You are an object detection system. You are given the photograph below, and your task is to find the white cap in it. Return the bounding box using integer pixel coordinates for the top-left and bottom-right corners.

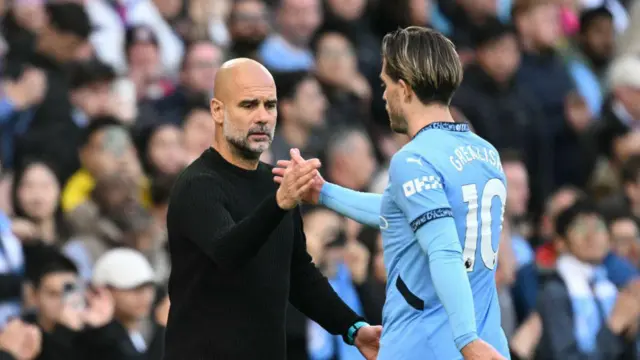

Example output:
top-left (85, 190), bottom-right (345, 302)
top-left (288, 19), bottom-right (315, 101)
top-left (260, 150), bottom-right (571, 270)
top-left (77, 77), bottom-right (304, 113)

top-left (92, 248), bottom-right (155, 289)
top-left (609, 55), bottom-right (640, 89)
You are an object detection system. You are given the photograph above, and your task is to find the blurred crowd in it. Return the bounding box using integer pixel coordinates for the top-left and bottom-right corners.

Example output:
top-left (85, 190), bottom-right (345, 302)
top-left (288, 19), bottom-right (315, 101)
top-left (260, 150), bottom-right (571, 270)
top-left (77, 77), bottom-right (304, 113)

top-left (0, 0), bottom-right (639, 358)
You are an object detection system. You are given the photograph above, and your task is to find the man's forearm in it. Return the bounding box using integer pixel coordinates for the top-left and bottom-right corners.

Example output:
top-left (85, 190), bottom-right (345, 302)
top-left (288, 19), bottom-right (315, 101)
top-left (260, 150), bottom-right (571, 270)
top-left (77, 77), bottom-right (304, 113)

top-left (416, 224), bottom-right (478, 350)
top-left (181, 177), bottom-right (290, 270)
top-left (319, 183), bottom-right (381, 227)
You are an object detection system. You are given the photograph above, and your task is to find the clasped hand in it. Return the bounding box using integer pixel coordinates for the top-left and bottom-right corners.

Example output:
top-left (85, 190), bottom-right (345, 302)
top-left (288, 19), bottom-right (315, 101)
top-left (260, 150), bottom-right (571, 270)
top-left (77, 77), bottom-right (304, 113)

top-left (275, 149), bottom-right (322, 210)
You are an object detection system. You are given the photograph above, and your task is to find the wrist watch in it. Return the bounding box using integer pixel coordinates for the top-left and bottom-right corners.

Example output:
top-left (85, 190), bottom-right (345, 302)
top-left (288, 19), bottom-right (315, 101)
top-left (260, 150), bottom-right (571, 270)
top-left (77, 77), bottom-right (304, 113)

top-left (345, 321), bottom-right (369, 345)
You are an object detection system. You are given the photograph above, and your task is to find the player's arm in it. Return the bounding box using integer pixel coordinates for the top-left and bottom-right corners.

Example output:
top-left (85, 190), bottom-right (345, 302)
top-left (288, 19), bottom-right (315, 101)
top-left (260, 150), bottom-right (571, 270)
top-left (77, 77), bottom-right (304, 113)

top-left (390, 152), bottom-right (478, 351)
top-left (319, 182), bottom-right (382, 227)
top-left (175, 175), bottom-right (289, 271)
top-left (288, 208), bottom-right (365, 340)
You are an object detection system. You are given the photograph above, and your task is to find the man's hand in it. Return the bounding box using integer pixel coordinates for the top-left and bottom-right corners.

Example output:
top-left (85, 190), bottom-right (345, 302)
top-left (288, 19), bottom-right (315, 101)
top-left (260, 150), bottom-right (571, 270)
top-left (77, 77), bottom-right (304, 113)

top-left (272, 149), bottom-right (325, 205)
top-left (461, 339), bottom-right (506, 360)
top-left (275, 149), bottom-right (321, 210)
top-left (354, 325), bottom-right (381, 360)
top-left (3, 68), bottom-right (47, 110)
top-left (83, 287), bottom-right (115, 328)
top-left (0, 319), bottom-right (42, 360)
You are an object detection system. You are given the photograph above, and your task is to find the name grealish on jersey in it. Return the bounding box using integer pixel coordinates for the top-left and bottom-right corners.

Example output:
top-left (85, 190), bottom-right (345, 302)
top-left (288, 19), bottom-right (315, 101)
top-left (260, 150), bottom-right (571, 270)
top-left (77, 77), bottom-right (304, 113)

top-left (449, 145), bottom-right (502, 173)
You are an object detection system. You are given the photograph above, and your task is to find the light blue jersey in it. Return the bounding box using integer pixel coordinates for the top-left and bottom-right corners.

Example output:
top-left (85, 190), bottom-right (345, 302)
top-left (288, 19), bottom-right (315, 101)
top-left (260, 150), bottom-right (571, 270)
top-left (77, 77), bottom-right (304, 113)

top-left (319, 122), bottom-right (510, 359)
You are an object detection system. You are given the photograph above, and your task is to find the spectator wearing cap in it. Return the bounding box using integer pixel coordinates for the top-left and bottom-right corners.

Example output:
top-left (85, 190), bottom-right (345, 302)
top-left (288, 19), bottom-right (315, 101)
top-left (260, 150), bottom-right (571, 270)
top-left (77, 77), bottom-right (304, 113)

top-left (563, 7), bottom-right (615, 117)
top-left (11, 3), bottom-right (93, 185)
top-left (259, 0), bottom-right (322, 71)
top-left (452, 18), bottom-right (552, 215)
top-left (84, 0), bottom-right (184, 75)
top-left (92, 248), bottom-right (165, 360)
top-left (69, 60), bottom-right (118, 128)
top-left (125, 25), bottom-right (175, 102)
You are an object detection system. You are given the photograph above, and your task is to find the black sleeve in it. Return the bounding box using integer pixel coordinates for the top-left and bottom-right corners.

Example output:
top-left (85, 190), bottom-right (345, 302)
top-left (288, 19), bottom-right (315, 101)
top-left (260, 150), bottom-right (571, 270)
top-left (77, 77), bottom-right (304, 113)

top-left (0, 274), bottom-right (22, 301)
top-left (176, 175), bottom-right (290, 271)
top-left (355, 278), bottom-right (385, 326)
top-left (288, 209), bottom-right (362, 337)
top-left (537, 281), bottom-right (624, 360)
top-left (38, 325), bottom-right (80, 360)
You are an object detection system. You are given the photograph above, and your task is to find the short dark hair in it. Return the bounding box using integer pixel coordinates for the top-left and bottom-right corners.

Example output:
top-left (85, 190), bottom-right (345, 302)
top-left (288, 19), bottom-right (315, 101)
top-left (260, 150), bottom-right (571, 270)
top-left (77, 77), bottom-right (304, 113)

top-left (580, 6), bottom-right (613, 34)
top-left (621, 155), bottom-right (640, 185)
top-left (25, 245), bottom-right (78, 289)
top-left (79, 117), bottom-right (123, 148)
top-left (69, 60), bottom-right (116, 90)
top-left (555, 200), bottom-right (601, 239)
top-left (473, 17), bottom-right (516, 49)
top-left (381, 27), bottom-right (463, 106)
top-left (46, 3), bottom-right (92, 39)
top-left (274, 71), bottom-right (315, 101)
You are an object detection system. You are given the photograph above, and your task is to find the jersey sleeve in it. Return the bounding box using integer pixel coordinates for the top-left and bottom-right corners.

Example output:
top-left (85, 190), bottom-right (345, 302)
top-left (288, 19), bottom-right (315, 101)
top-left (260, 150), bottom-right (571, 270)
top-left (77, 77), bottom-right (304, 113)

top-left (389, 151), bottom-right (452, 232)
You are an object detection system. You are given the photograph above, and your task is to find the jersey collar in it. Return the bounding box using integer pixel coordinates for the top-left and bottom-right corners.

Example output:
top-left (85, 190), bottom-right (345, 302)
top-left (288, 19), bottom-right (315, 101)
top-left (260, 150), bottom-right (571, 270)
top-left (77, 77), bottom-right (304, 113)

top-left (413, 121), bottom-right (470, 139)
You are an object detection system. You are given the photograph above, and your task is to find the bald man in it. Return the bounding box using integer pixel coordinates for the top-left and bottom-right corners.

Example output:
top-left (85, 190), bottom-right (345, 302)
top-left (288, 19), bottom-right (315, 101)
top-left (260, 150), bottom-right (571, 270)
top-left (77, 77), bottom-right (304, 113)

top-left (163, 59), bottom-right (381, 359)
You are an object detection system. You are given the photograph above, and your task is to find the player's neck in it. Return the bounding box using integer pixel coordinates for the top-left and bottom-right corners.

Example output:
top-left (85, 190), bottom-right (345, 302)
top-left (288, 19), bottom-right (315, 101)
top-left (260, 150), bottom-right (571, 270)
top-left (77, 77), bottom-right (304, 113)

top-left (406, 104), bottom-right (454, 138)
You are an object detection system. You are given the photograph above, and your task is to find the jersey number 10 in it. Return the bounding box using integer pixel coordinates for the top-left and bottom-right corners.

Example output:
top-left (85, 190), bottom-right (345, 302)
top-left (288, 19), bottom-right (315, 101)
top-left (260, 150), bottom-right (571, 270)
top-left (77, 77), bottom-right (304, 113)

top-left (461, 178), bottom-right (507, 272)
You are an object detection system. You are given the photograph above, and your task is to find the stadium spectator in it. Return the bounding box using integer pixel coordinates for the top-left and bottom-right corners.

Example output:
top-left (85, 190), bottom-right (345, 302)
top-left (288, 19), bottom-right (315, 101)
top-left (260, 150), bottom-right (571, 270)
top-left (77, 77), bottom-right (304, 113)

top-left (608, 213), bottom-right (640, 266)
top-left (324, 128), bottom-right (377, 192)
top-left (271, 71), bottom-right (327, 162)
top-left (135, 122), bottom-right (186, 177)
top-left (181, 100), bottom-right (215, 164)
top-left (226, 0), bottom-right (271, 60)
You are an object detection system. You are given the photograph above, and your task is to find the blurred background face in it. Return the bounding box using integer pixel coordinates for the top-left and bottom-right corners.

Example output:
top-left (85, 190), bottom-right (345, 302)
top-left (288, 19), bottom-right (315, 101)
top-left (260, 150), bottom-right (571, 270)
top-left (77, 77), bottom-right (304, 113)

top-left (278, 0), bottom-right (322, 46)
top-left (81, 127), bottom-right (139, 179)
top-left (71, 81), bottom-right (113, 118)
top-left (183, 109), bottom-right (215, 156)
top-left (182, 42), bottom-right (222, 94)
top-left (128, 42), bottom-right (160, 73)
top-left (13, 0), bottom-right (46, 32)
top-left (326, 0), bottom-right (366, 21)
top-left (565, 214), bottom-right (610, 264)
top-left (111, 285), bottom-right (155, 323)
top-left (580, 15), bottom-right (614, 66)
top-left (530, 4), bottom-right (561, 49)
top-left (315, 33), bottom-right (358, 86)
top-left (609, 218), bottom-right (640, 265)
top-left (541, 189), bottom-right (579, 239)
top-left (285, 77), bottom-right (326, 128)
top-left (147, 125), bottom-right (186, 175)
top-left (303, 209), bottom-right (345, 278)
top-left (476, 34), bottom-right (521, 83)
top-left (33, 272), bottom-right (79, 329)
top-left (504, 161), bottom-right (529, 217)
top-left (17, 163), bottom-right (60, 221)
top-left (229, 0), bottom-right (270, 49)
top-left (335, 132), bottom-right (376, 190)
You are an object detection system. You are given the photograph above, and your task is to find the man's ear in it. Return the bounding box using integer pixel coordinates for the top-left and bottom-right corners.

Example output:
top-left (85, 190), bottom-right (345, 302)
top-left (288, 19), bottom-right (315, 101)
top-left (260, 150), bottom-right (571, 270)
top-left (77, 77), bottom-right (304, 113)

top-left (398, 79), bottom-right (412, 103)
top-left (210, 98), bottom-right (224, 126)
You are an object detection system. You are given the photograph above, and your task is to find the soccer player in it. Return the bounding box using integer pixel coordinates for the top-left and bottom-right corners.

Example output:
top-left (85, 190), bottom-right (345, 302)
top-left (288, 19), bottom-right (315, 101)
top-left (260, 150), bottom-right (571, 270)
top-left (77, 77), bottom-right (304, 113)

top-left (273, 27), bottom-right (509, 359)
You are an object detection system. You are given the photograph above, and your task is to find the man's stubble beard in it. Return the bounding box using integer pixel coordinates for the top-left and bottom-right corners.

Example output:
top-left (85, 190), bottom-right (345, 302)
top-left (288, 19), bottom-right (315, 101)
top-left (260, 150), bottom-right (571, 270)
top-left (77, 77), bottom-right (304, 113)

top-left (223, 112), bottom-right (275, 161)
top-left (388, 103), bottom-right (408, 134)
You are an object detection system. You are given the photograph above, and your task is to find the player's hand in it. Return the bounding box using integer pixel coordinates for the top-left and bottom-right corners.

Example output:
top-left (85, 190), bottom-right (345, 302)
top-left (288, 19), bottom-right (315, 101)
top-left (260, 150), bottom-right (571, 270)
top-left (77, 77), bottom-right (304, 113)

top-left (461, 339), bottom-right (506, 360)
top-left (276, 149), bottom-right (321, 210)
top-left (272, 149), bottom-right (325, 205)
top-left (83, 287), bottom-right (115, 328)
top-left (354, 325), bottom-right (382, 360)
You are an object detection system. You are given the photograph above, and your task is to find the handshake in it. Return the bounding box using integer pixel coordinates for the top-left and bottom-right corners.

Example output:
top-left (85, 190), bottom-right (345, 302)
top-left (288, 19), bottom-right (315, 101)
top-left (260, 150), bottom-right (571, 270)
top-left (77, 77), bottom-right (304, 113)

top-left (274, 149), bottom-right (325, 210)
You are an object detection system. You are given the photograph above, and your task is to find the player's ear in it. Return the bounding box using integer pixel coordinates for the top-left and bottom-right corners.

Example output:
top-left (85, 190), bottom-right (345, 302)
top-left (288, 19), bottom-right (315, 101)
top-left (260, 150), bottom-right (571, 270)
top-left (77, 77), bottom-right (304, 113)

top-left (210, 98), bottom-right (224, 126)
top-left (398, 79), bottom-right (412, 103)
